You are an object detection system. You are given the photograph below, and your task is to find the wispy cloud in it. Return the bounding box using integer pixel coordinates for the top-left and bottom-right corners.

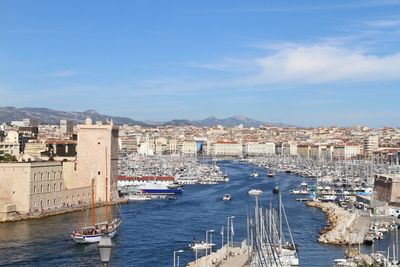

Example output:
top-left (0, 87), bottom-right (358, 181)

top-left (52, 69), bottom-right (75, 77)
top-left (218, 0), bottom-right (400, 14)
top-left (365, 19), bottom-right (400, 28)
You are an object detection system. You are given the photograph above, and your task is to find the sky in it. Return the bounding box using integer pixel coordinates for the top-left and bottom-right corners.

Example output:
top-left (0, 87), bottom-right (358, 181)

top-left (1, 0), bottom-right (400, 127)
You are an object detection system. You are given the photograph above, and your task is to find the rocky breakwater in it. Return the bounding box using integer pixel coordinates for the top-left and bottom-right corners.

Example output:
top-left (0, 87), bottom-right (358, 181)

top-left (307, 201), bottom-right (360, 245)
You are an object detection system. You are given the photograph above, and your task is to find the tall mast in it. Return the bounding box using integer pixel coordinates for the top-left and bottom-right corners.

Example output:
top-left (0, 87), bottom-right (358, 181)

top-left (279, 191), bottom-right (282, 245)
top-left (91, 178), bottom-right (95, 226)
top-left (105, 146), bottom-right (109, 224)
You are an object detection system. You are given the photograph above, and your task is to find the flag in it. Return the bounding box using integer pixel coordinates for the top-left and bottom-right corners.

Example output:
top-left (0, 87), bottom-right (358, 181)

top-left (220, 225), bottom-right (224, 235)
top-left (231, 220), bottom-right (235, 236)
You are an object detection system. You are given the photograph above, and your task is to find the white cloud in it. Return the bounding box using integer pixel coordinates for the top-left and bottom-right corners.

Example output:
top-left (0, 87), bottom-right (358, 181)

top-left (245, 45), bottom-right (400, 84)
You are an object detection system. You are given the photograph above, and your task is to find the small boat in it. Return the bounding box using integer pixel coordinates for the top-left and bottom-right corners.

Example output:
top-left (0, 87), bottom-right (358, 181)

top-left (364, 233), bottom-right (374, 245)
top-left (250, 171), bottom-right (259, 177)
top-left (128, 194), bottom-right (151, 201)
top-left (71, 150), bottom-right (123, 244)
top-left (248, 189), bottom-right (263, 196)
top-left (267, 171), bottom-right (275, 178)
top-left (272, 184), bottom-right (280, 194)
top-left (189, 241), bottom-right (214, 250)
top-left (223, 194), bottom-right (232, 201)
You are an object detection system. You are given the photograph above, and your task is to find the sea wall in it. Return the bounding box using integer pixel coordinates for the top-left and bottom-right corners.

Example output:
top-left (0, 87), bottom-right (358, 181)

top-left (307, 201), bottom-right (363, 245)
top-left (0, 198), bottom-right (127, 223)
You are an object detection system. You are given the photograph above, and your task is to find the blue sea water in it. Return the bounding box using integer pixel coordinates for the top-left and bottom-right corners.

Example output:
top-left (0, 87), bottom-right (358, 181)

top-left (0, 161), bottom-right (395, 266)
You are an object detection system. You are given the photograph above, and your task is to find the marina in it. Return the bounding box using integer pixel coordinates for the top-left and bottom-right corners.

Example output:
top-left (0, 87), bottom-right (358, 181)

top-left (1, 160), bottom-right (399, 266)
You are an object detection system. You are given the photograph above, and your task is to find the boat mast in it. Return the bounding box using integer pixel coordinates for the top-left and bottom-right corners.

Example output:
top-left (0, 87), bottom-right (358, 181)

top-left (279, 191), bottom-right (282, 245)
top-left (91, 178), bottom-right (95, 226)
top-left (105, 146), bottom-right (109, 224)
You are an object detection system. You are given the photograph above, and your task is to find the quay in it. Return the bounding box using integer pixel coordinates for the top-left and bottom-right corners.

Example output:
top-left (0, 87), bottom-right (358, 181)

top-left (0, 198), bottom-right (127, 223)
top-left (186, 241), bottom-right (249, 267)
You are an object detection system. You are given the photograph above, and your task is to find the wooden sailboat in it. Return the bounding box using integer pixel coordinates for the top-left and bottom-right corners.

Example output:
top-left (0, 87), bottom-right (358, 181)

top-left (71, 148), bottom-right (122, 244)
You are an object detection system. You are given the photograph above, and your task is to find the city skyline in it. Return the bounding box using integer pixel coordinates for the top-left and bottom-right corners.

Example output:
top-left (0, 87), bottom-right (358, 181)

top-left (1, 0), bottom-right (400, 127)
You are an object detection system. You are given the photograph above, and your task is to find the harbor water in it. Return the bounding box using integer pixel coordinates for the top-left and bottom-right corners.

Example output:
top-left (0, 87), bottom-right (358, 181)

top-left (0, 161), bottom-right (396, 266)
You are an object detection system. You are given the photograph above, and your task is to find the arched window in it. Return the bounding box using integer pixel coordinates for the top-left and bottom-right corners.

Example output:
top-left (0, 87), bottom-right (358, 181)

top-left (40, 173), bottom-right (43, 180)
top-left (60, 182), bottom-right (63, 190)
top-left (47, 199), bottom-right (50, 206)
top-left (40, 200), bottom-right (43, 207)
top-left (54, 183), bottom-right (56, 191)
top-left (47, 172), bottom-right (50, 180)
top-left (47, 184), bottom-right (50, 192)
top-left (34, 201), bottom-right (36, 207)
top-left (60, 197), bottom-right (63, 204)
top-left (41, 185), bottom-right (43, 193)
top-left (53, 198), bottom-right (56, 205)
top-left (33, 173), bottom-right (36, 181)
top-left (33, 185), bottom-right (36, 194)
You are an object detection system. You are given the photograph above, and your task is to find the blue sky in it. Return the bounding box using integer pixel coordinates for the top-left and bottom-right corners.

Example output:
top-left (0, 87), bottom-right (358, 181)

top-left (1, 0), bottom-right (400, 127)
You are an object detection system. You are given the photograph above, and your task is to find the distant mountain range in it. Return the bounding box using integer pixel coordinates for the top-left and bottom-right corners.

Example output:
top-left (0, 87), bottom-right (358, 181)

top-left (0, 106), bottom-right (292, 128)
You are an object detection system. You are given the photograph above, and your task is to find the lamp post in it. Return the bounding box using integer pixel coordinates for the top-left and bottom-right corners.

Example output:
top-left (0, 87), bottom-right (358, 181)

top-left (98, 234), bottom-right (113, 266)
top-left (177, 255), bottom-right (181, 267)
top-left (226, 216), bottom-right (235, 258)
top-left (206, 229), bottom-right (214, 255)
top-left (173, 249), bottom-right (184, 267)
top-left (229, 217), bottom-right (235, 249)
top-left (209, 231), bottom-right (214, 253)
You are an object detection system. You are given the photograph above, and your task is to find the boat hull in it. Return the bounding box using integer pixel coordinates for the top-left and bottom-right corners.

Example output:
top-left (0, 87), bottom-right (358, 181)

top-left (71, 220), bottom-right (121, 244)
top-left (141, 188), bottom-right (182, 194)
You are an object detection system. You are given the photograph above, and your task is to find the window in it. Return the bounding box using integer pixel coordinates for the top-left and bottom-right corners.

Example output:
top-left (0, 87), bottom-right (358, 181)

top-left (54, 183), bottom-right (56, 191)
top-left (40, 200), bottom-right (43, 207)
top-left (34, 201), bottom-right (36, 207)
top-left (41, 185), bottom-right (43, 193)
top-left (33, 185), bottom-right (36, 194)
top-left (40, 173), bottom-right (43, 180)
top-left (98, 171), bottom-right (101, 175)
top-left (47, 172), bottom-right (50, 180)
top-left (60, 182), bottom-right (63, 190)
top-left (47, 199), bottom-right (50, 206)
top-left (33, 173), bottom-right (36, 181)
top-left (53, 198), bottom-right (56, 205)
top-left (47, 184), bottom-right (50, 192)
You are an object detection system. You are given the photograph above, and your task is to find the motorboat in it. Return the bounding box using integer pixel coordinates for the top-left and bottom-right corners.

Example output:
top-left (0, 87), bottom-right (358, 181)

top-left (248, 189), bottom-right (263, 196)
top-left (251, 171), bottom-right (259, 177)
top-left (128, 194), bottom-right (151, 201)
top-left (223, 194), bottom-right (232, 201)
top-left (272, 184), bottom-right (280, 194)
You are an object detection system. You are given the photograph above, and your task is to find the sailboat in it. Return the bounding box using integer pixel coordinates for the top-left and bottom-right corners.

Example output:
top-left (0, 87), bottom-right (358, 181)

top-left (71, 148), bottom-right (122, 244)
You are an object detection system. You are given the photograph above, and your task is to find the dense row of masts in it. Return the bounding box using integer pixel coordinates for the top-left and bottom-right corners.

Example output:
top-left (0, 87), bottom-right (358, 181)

top-left (248, 193), bottom-right (298, 267)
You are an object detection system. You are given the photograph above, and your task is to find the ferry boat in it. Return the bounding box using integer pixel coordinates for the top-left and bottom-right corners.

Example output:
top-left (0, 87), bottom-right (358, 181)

top-left (223, 194), bottom-right (232, 201)
top-left (138, 183), bottom-right (183, 195)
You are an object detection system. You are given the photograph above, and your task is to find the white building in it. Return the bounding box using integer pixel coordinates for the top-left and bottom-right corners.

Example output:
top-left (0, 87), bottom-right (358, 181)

top-left (210, 141), bottom-right (243, 156)
top-left (364, 135), bottom-right (379, 157)
top-left (60, 120), bottom-right (74, 134)
top-left (244, 142), bottom-right (275, 155)
top-left (180, 140), bottom-right (197, 156)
